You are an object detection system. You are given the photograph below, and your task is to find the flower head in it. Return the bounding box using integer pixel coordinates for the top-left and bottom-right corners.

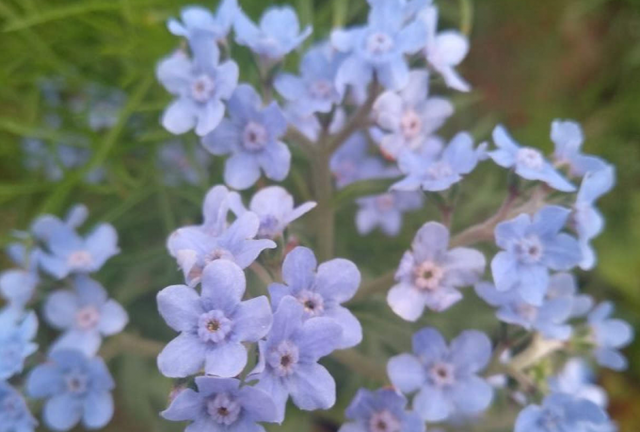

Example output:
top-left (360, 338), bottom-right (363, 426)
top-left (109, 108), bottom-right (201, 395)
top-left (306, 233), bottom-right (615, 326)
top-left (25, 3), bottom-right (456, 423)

top-left (0, 311), bottom-right (38, 380)
top-left (249, 296), bottom-right (342, 423)
top-left (268, 247), bottom-right (362, 349)
top-left (0, 269), bottom-right (38, 318)
top-left (340, 387), bottom-right (424, 432)
top-left (157, 260), bottom-right (273, 378)
top-left (229, 186), bottom-right (316, 239)
top-left (388, 222), bottom-right (485, 321)
top-left (373, 70), bottom-right (454, 159)
top-left (168, 0), bottom-right (238, 43)
top-left (26, 350), bottom-right (115, 431)
top-left (546, 272), bottom-right (593, 318)
top-left (0, 382), bottom-right (37, 432)
top-left (489, 125), bottom-right (575, 192)
top-left (548, 358), bottom-right (608, 408)
top-left (161, 377), bottom-right (279, 431)
top-left (157, 50), bottom-right (239, 136)
top-left (234, 6), bottom-right (312, 60)
top-left (587, 302), bottom-right (634, 371)
top-left (201, 85), bottom-right (291, 189)
top-left (551, 120), bottom-right (607, 177)
top-left (515, 393), bottom-right (611, 432)
top-left (44, 276), bottom-right (128, 356)
top-left (491, 205), bottom-right (582, 305)
top-left (356, 191), bottom-right (424, 237)
top-left (387, 327), bottom-right (494, 422)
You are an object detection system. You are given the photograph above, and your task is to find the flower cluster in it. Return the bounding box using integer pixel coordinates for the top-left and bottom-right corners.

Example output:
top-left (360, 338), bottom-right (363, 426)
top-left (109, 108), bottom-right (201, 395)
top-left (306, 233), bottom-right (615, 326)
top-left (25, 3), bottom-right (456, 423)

top-left (151, 1), bottom-right (632, 432)
top-left (0, 205), bottom-right (125, 431)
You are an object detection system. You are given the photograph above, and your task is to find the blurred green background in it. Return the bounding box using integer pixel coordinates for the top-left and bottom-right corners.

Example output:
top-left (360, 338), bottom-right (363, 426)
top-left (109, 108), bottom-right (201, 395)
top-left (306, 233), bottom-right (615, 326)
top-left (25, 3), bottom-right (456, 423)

top-left (0, 0), bottom-right (639, 431)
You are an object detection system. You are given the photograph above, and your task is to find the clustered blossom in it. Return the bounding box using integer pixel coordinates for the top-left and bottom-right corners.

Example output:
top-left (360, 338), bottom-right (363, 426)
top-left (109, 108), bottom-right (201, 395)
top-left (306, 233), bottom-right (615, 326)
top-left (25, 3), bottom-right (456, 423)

top-left (0, 205), bottom-right (124, 432)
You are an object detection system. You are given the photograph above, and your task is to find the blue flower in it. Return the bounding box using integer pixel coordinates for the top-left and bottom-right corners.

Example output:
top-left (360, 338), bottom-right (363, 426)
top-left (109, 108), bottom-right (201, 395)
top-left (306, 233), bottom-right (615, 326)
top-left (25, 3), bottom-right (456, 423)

top-left (168, 0), bottom-right (238, 43)
top-left (549, 358), bottom-right (608, 408)
top-left (546, 272), bottom-right (593, 318)
top-left (249, 296), bottom-right (342, 423)
top-left (229, 186), bottom-right (316, 239)
top-left (44, 276), bottom-right (128, 356)
top-left (332, 0), bottom-right (426, 94)
top-left (475, 281), bottom-right (573, 340)
top-left (419, 5), bottom-right (471, 92)
top-left (387, 327), bottom-right (494, 422)
top-left (201, 85), bottom-right (291, 189)
top-left (157, 260), bottom-right (272, 378)
top-left (388, 222), bottom-right (486, 321)
top-left (0, 382), bottom-right (37, 432)
top-left (587, 302), bottom-right (634, 371)
top-left (392, 132), bottom-right (484, 192)
top-left (268, 247), bottom-right (361, 349)
top-left (372, 70), bottom-right (454, 160)
top-left (551, 120), bottom-right (607, 177)
top-left (489, 125), bottom-right (575, 192)
top-left (356, 191), bottom-right (424, 236)
top-left (0, 269), bottom-right (38, 317)
top-left (490, 205), bottom-right (582, 306)
top-left (161, 376), bottom-right (279, 431)
top-left (0, 311), bottom-right (38, 380)
top-left (514, 393), bottom-right (611, 432)
top-left (26, 350), bottom-right (115, 431)
top-left (339, 387), bottom-right (424, 432)
top-left (157, 140), bottom-right (211, 186)
top-left (234, 6), bottom-right (312, 61)
top-left (157, 49), bottom-right (239, 136)
top-left (166, 185), bottom-right (276, 286)
top-left (33, 208), bottom-right (119, 280)
top-left (573, 165), bottom-right (615, 270)
top-left (275, 43), bottom-right (344, 116)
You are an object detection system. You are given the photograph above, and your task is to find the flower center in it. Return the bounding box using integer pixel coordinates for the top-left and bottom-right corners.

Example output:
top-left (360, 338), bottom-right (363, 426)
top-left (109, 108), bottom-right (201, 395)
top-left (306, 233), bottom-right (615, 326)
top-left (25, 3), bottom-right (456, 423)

top-left (516, 303), bottom-right (539, 322)
top-left (67, 250), bottom-right (93, 269)
top-left (400, 109), bottom-right (423, 140)
top-left (309, 79), bottom-right (333, 99)
top-left (539, 408), bottom-right (564, 432)
top-left (268, 340), bottom-right (300, 377)
top-left (65, 372), bottom-right (88, 394)
top-left (206, 393), bottom-right (241, 425)
top-left (258, 214), bottom-right (280, 239)
top-left (514, 235), bottom-right (544, 264)
top-left (297, 290), bottom-right (325, 317)
top-left (429, 362), bottom-right (455, 387)
top-left (375, 193), bottom-right (396, 212)
top-left (414, 261), bottom-right (444, 291)
top-left (369, 410), bottom-right (401, 432)
top-left (427, 161), bottom-right (454, 180)
top-left (204, 248), bottom-right (234, 265)
top-left (0, 394), bottom-right (22, 419)
top-left (516, 147), bottom-right (544, 170)
top-left (197, 310), bottom-right (233, 343)
top-left (242, 122), bottom-right (268, 152)
top-left (366, 32), bottom-right (394, 55)
top-left (76, 305), bottom-right (100, 330)
top-left (191, 75), bottom-right (216, 103)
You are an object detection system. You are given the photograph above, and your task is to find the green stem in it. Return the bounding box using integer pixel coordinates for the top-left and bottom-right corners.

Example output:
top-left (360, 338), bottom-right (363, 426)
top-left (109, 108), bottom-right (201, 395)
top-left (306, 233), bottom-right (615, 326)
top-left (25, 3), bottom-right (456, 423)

top-left (312, 146), bottom-right (335, 261)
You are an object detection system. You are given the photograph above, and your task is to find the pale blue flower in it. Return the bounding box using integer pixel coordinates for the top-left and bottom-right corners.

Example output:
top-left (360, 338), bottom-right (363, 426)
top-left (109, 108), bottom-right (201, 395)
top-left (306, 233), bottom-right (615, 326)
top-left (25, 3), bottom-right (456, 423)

top-left (419, 5), bottom-right (471, 91)
top-left (387, 327), bottom-right (494, 422)
top-left (249, 296), bottom-right (342, 423)
top-left (549, 358), bottom-right (608, 408)
top-left (356, 191), bottom-right (423, 236)
top-left (268, 247), bottom-right (361, 349)
top-left (332, 0), bottom-right (426, 94)
top-left (157, 140), bottom-right (211, 186)
top-left (0, 311), bottom-right (38, 380)
top-left (26, 350), bottom-right (115, 431)
top-left (339, 387), bottom-right (424, 432)
top-left (84, 85), bottom-right (126, 131)
top-left (229, 186), bottom-right (316, 239)
top-left (573, 165), bottom-right (615, 270)
top-left (489, 125), bottom-right (575, 192)
top-left (491, 205), bottom-right (582, 306)
top-left (168, 0), bottom-right (238, 43)
top-left (388, 222), bottom-right (486, 321)
top-left (157, 50), bottom-right (239, 136)
top-left (44, 276), bottom-right (128, 356)
top-left (275, 43), bottom-right (343, 116)
top-left (475, 281), bottom-right (573, 340)
top-left (0, 382), bottom-right (37, 432)
top-left (21, 140), bottom-right (104, 184)
top-left (201, 85), bottom-right (291, 189)
top-left (234, 6), bottom-right (312, 60)
top-left (161, 377), bottom-right (278, 432)
top-left (551, 120), bottom-right (607, 177)
top-left (0, 269), bottom-right (38, 318)
top-left (166, 185), bottom-right (276, 286)
top-left (587, 302), bottom-right (633, 371)
top-left (515, 393), bottom-right (611, 432)
top-left (546, 272), bottom-right (593, 318)
top-left (157, 260), bottom-right (272, 378)
top-left (372, 69), bottom-right (454, 159)
top-left (392, 132), bottom-right (484, 192)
